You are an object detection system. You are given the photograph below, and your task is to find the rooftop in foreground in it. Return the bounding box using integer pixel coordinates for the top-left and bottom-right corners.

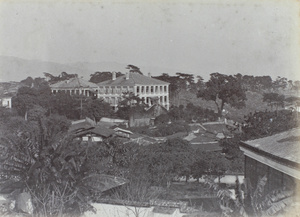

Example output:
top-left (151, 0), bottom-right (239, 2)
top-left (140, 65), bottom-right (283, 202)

top-left (241, 128), bottom-right (300, 165)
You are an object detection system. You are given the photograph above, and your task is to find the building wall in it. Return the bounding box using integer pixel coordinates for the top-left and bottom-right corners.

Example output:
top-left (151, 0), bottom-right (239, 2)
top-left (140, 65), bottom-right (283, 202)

top-left (51, 88), bottom-right (98, 97)
top-left (245, 156), bottom-right (297, 195)
top-left (1, 97), bottom-right (12, 108)
top-left (98, 84), bottom-right (169, 110)
top-left (98, 85), bottom-right (133, 107)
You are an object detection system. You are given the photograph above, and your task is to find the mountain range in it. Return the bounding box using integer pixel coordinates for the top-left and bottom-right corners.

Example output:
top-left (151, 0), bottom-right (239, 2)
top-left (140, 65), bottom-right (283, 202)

top-left (0, 56), bottom-right (181, 82)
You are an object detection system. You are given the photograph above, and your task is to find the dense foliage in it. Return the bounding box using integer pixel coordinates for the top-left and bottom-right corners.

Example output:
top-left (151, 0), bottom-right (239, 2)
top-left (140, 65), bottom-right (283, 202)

top-left (12, 82), bottom-right (115, 121)
top-left (242, 110), bottom-right (299, 140)
top-left (43, 72), bottom-right (78, 84)
top-left (1, 70), bottom-right (300, 215)
top-left (198, 73), bottom-right (247, 116)
top-left (89, 71), bottom-right (123, 83)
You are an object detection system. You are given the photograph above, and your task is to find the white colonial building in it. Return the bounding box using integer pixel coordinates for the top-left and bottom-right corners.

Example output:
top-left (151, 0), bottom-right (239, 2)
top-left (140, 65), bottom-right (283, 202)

top-left (50, 77), bottom-right (99, 97)
top-left (49, 72), bottom-right (170, 110)
top-left (0, 95), bottom-right (12, 108)
top-left (97, 72), bottom-right (169, 110)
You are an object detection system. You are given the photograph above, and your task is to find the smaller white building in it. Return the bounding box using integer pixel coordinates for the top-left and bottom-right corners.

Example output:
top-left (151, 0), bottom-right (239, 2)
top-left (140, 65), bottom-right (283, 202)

top-left (50, 77), bottom-right (99, 97)
top-left (0, 95), bottom-right (12, 108)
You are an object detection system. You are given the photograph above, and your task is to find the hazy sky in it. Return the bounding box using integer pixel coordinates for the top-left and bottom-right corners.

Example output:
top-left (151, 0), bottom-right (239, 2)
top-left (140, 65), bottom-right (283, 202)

top-left (0, 0), bottom-right (299, 81)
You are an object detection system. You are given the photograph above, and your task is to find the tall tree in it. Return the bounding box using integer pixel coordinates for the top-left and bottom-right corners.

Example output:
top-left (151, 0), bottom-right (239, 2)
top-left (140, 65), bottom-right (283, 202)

top-left (82, 98), bottom-right (114, 122)
top-left (262, 92), bottom-right (285, 111)
top-left (272, 76), bottom-right (288, 91)
top-left (293, 80), bottom-right (300, 95)
top-left (197, 73), bottom-right (247, 117)
top-left (126, 65), bottom-right (142, 75)
top-left (44, 72), bottom-right (77, 84)
top-left (254, 76), bottom-right (273, 91)
top-left (89, 71), bottom-right (123, 83)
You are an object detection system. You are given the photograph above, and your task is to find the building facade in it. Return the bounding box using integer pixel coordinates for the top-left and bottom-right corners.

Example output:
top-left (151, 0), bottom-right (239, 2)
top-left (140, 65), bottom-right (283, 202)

top-left (50, 77), bottom-right (99, 97)
top-left (49, 73), bottom-right (170, 110)
top-left (97, 72), bottom-right (170, 110)
top-left (0, 96), bottom-right (12, 108)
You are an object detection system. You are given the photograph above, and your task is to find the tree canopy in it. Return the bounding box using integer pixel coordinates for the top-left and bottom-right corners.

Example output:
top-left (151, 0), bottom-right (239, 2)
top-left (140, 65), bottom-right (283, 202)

top-left (44, 72), bottom-right (77, 84)
top-left (89, 71), bottom-right (123, 83)
top-left (263, 92), bottom-right (285, 111)
top-left (197, 73), bottom-right (247, 116)
top-left (126, 64), bottom-right (142, 75)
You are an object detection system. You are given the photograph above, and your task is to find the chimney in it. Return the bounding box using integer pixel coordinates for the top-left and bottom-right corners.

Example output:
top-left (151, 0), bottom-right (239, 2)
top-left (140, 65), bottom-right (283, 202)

top-left (125, 72), bottom-right (129, 80)
top-left (148, 72), bottom-right (151, 77)
top-left (112, 71), bottom-right (116, 80)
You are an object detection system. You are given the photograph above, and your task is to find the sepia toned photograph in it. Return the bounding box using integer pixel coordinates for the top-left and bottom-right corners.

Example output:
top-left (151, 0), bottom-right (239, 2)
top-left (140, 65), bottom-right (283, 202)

top-left (0, 0), bottom-right (299, 216)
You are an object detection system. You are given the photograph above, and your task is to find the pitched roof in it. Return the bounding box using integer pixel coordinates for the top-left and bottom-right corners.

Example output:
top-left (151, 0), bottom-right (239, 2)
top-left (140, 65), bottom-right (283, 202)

top-left (50, 77), bottom-right (99, 89)
top-left (69, 121), bottom-right (94, 133)
top-left (241, 128), bottom-right (300, 165)
top-left (69, 120), bottom-right (115, 138)
top-left (90, 126), bottom-right (115, 138)
top-left (97, 72), bottom-right (169, 86)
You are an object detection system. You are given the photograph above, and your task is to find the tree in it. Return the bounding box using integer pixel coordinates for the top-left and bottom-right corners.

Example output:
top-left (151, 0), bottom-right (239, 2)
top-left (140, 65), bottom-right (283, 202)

top-left (12, 87), bottom-right (37, 118)
top-left (242, 110), bottom-right (298, 140)
top-left (190, 151), bottom-right (209, 181)
top-left (0, 114), bottom-right (126, 216)
top-left (129, 138), bottom-right (194, 187)
top-left (89, 71), bottom-right (123, 83)
top-left (51, 92), bottom-right (81, 119)
top-left (285, 96), bottom-right (300, 112)
top-left (126, 65), bottom-right (142, 75)
top-left (44, 72), bottom-right (77, 84)
top-left (197, 73), bottom-right (247, 117)
top-left (293, 80), bottom-right (300, 95)
top-left (20, 76), bottom-right (34, 87)
top-left (254, 76), bottom-right (273, 91)
top-left (262, 92), bottom-right (285, 111)
top-left (175, 72), bottom-right (195, 90)
top-left (82, 98), bottom-right (114, 122)
top-left (116, 91), bottom-right (146, 120)
top-left (272, 76), bottom-right (288, 91)
top-left (12, 82), bottom-right (53, 119)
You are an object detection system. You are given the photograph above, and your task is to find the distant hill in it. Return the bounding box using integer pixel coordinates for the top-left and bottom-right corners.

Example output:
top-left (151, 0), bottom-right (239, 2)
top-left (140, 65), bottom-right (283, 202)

top-left (0, 56), bottom-right (124, 82)
top-left (0, 56), bottom-right (180, 82)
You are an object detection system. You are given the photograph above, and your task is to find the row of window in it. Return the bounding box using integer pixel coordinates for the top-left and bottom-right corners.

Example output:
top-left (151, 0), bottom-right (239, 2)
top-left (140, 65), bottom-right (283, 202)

top-left (52, 89), bottom-right (94, 96)
top-left (101, 96), bottom-right (169, 105)
top-left (52, 85), bottom-right (169, 96)
top-left (98, 85), bottom-right (168, 95)
top-left (136, 85), bottom-right (168, 94)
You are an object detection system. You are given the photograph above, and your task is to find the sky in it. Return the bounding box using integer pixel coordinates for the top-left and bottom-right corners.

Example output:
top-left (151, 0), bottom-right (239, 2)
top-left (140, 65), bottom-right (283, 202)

top-left (0, 0), bottom-right (299, 81)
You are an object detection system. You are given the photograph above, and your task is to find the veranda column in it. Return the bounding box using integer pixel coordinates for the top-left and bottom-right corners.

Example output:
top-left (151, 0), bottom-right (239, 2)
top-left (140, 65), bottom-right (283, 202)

top-left (134, 86), bottom-right (137, 95)
top-left (166, 95), bottom-right (169, 110)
